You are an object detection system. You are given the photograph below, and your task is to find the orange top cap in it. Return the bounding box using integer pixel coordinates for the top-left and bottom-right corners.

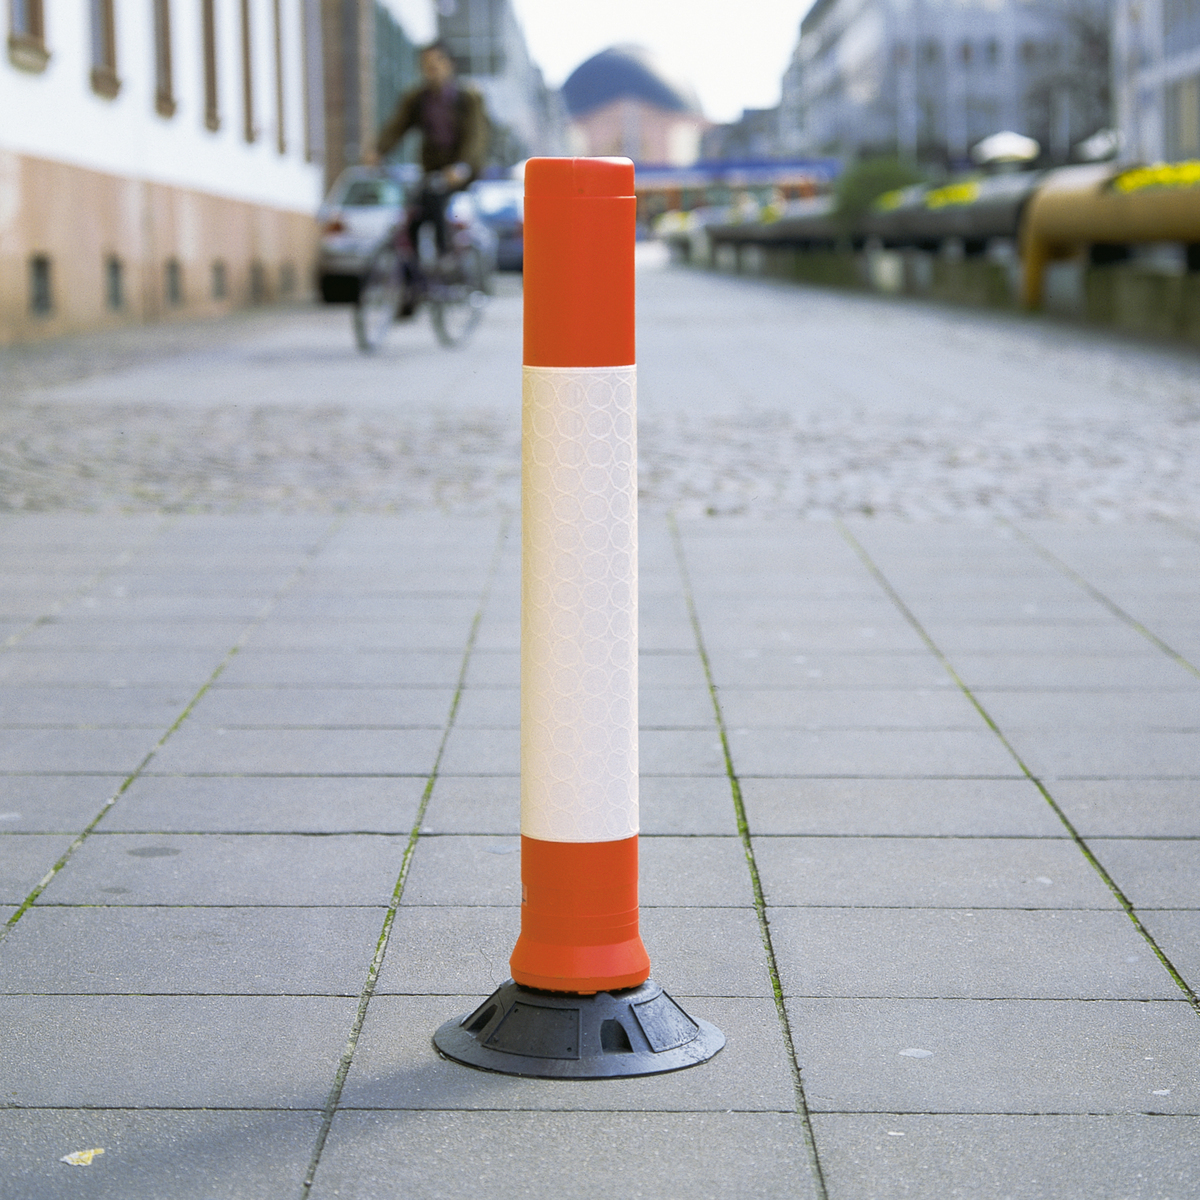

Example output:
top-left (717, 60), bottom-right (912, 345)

top-left (523, 157), bottom-right (636, 368)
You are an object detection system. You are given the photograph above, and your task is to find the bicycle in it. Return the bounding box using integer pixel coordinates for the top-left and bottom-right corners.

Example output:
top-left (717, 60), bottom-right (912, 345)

top-left (354, 180), bottom-right (491, 353)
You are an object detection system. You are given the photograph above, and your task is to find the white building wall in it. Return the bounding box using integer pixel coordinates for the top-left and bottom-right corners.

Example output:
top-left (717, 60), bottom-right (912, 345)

top-left (0, 0), bottom-right (323, 212)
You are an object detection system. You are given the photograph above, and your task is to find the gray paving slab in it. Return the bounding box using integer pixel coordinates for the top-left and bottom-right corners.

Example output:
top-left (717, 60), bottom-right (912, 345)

top-left (436, 727), bottom-right (519, 774)
top-left (146, 726), bottom-right (444, 775)
top-left (769, 908), bottom-right (1177, 999)
top-left (0, 685), bottom-right (192, 726)
top-left (0, 995), bottom-right (354, 1106)
top-left (269, 594), bottom-right (480, 621)
top-left (99, 572), bottom-right (296, 597)
top-left (0, 650), bottom-right (222, 687)
top-left (375, 905), bottom-right (767, 998)
top-left (638, 653), bottom-right (711, 689)
top-left (420, 777), bottom-right (519, 834)
top-left (931, 623), bottom-right (1160, 655)
top-left (789, 997), bottom-right (1200, 1113)
top-left (0, 728), bottom-right (158, 773)
top-left (19, 619), bottom-right (247, 650)
top-left (639, 776), bottom-right (740, 835)
top-left (399, 835), bottom-right (754, 907)
top-left (1052, 779), bottom-right (1200, 837)
top-left (62, 593), bottom-right (274, 620)
top-left (640, 687), bottom-right (717, 726)
top-left (0, 1109), bottom-right (322, 1200)
top-left (640, 728), bottom-right (728, 775)
top-left (752, 836), bottom-right (1115, 909)
top-left (1, 905), bottom-right (383, 994)
top-left (1003, 728), bottom-right (1200, 777)
top-left (217, 650), bottom-right (468, 687)
top-left (186, 684), bottom-right (453, 727)
top-left (104, 775), bottom-right (425, 832)
top-left (1087, 839), bottom-right (1200, 908)
top-left (246, 619), bottom-right (480, 651)
top-left (729, 728), bottom-right (1019, 776)
top-left (710, 652), bottom-right (950, 690)
top-left (342, 994), bottom-right (792, 1111)
top-left (311, 1111), bottom-right (818, 1200)
top-left (449, 687), bottom-right (519, 727)
top-left (810, 1113), bottom-right (1200, 1200)
top-left (0, 776), bottom-right (121, 832)
top-left (740, 778), bottom-right (1065, 837)
top-left (1136, 911), bottom-right (1200, 991)
top-left (638, 620), bottom-right (694, 652)
top-left (975, 689), bottom-right (1200, 730)
top-left (1, 834), bottom-right (76, 903)
top-left (703, 623), bottom-right (928, 653)
top-left (41, 833), bottom-right (408, 905)
top-left (950, 654), bottom-right (1197, 690)
top-left (719, 686), bottom-right (984, 729)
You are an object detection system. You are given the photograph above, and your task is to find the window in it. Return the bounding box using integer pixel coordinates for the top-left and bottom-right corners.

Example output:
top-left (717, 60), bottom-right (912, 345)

top-left (105, 255), bottom-right (123, 309)
top-left (211, 259), bottom-right (227, 298)
top-left (1021, 39), bottom-right (1037, 64)
top-left (272, 0), bottom-right (285, 152)
top-left (202, 0), bottom-right (220, 130)
top-left (279, 261), bottom-right (296, 295)
top-left (8, 0), bottom-right (48, 70)
top-left (922, 40), bottom-right (940, 64)
top-left (985, 38), bottom-right (1000, 65)
top-left (249, 260), bottom-right (266, 302)
top-left (893, 42), bottom-right (909, 67)
top-left (959, 40), bottom-right (972, 65)
top-left (164, 258), bottom-right (183, 304)
top-left (154, 0), bottom-right (176, 116)
top-left (29, 255), bottom-right (52, 315)
top-left (240, 0), bottom-right (255, 141)
top-left (89, 0), bottom-right (119, 94)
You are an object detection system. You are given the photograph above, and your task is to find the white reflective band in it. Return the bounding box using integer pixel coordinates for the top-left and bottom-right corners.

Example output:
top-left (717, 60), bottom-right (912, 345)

top-left (521, 365), bottom-right (639, 843)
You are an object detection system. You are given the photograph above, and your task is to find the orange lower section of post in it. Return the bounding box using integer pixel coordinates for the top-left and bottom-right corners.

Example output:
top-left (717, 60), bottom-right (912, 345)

top-left (509, 835), bottom-right (651, 994)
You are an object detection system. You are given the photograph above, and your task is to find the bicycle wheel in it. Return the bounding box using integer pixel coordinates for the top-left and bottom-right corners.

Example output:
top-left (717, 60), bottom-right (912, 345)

top-left (353, 246), bottom-right (400, 352)
top-left (430, 247), bottom-right (487, 347)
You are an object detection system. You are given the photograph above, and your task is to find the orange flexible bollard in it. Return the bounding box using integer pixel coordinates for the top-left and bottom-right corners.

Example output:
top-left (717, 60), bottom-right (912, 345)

top-left (434, 158), bottom-right (722, 1079)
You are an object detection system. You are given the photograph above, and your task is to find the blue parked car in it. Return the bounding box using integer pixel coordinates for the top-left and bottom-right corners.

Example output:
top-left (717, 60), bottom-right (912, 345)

top-left (469, 178), bottom-right (524, 271)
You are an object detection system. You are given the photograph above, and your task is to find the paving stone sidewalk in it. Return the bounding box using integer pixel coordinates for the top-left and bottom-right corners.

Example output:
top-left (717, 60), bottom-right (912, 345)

top-left (0, 509), bottom-right (1198, 1199)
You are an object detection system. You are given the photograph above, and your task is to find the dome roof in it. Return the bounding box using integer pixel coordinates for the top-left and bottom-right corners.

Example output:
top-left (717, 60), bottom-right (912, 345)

top-left (562, 45), bottom-right (700, 118)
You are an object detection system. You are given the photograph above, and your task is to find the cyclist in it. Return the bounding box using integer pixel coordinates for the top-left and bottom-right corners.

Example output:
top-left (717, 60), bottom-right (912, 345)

top-left (371, 41), bottom-right (487, 268)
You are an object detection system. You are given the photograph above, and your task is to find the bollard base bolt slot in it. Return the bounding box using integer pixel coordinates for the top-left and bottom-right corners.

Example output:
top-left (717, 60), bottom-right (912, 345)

top-left (433, 978), bottom-right (725, 1079)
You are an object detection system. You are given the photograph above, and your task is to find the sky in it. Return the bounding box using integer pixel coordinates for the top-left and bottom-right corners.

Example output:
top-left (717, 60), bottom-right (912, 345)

top-left (508, 0), bottom-right (814, 125)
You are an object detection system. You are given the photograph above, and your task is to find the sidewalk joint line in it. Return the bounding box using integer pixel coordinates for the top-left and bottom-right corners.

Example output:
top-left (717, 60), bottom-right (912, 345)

top-left (669, 513), bottom-right (830, 1200)
top-left (301, 515), bottom-right (510, 1196)
top-left (836, 520), bottom-right (1200, 1019)
top-left (0, 515), bottom-right (347, 948)
top-left (1003, 520), bottom-right (1200, 682)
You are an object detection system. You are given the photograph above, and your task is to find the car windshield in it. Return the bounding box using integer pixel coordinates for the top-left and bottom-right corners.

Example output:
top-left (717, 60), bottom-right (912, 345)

top-left (340, 179), bottom-right (402, 207)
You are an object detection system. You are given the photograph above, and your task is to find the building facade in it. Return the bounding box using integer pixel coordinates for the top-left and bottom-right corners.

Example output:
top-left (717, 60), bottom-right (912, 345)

top-left (1113, 0), bottom-right (1200, 162)
top-left (781, 0), bottom-right (1110, 167)
top-left (561, 45), bottom-right (708, 166)
top-left (2, 0), bottom-right (332, 342)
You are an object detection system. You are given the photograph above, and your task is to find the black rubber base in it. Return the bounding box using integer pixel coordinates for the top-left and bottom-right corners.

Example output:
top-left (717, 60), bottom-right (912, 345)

top-left (433, 979), bottom-right (725, 1079)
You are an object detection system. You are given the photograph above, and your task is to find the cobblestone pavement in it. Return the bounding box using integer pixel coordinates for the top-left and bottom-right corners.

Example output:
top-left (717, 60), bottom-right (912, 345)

top-left (3, 261), bottom-right (1199, 519)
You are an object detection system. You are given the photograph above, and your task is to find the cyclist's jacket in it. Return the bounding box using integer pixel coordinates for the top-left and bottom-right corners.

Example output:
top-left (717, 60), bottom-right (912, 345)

top-left (376, 82), bottom-right (487, 180)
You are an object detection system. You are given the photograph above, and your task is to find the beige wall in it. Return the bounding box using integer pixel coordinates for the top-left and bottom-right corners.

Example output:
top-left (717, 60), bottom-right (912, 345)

top-left (0, 151), bottom-right (318, 344)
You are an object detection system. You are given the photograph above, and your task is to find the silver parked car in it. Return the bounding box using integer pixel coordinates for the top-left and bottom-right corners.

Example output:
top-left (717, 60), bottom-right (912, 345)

top-left (317, 166), bottom-right (413, 303)
top-left (317, 165), bottom-right (497, 305)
